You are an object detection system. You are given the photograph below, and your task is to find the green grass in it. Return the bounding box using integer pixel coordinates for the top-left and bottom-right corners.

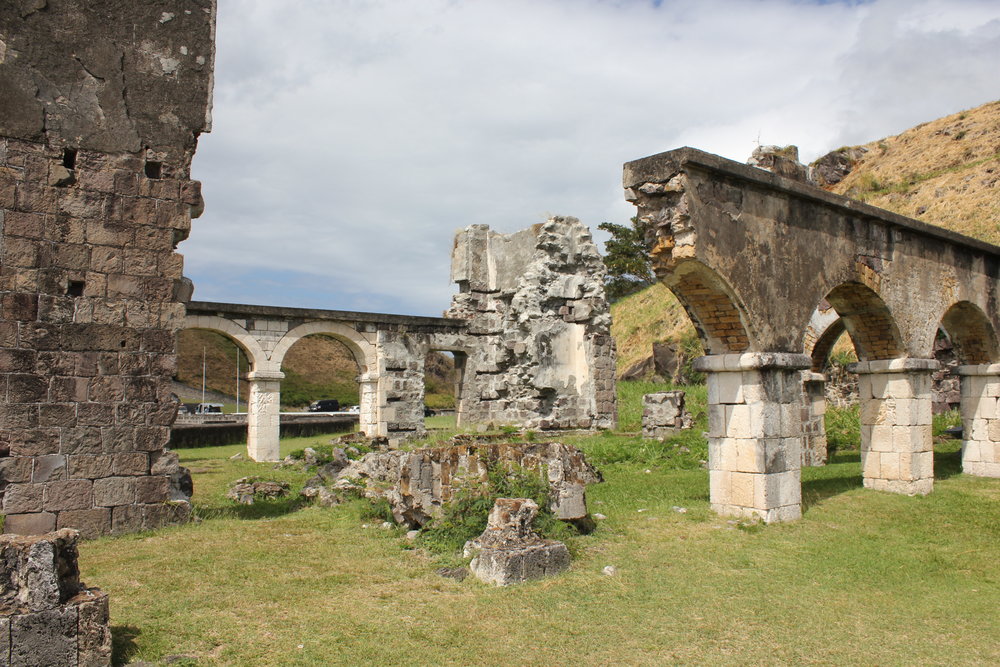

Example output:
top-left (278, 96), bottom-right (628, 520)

top-left (77, 406), bottom-right (1000, 666)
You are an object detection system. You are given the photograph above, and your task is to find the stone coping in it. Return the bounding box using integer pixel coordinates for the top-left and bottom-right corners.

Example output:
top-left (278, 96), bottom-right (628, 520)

top-left (187, 301), bottom-right (466, 330)
top-left (623, 147), bottom-right (1000, 260)
top-left (693, 353), bottom-right (812, 373)
top-left (956, 363), bottom-right (1000, 376)
top-left (847, 358), bottom-right (940, 374)
top-left (801, 371), bottom-right (826, 382)
top-left (246, 370), bottom-right (286, 381)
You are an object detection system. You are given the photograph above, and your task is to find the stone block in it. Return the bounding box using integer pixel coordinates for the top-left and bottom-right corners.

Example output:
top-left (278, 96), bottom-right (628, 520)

top-left (3, 513), bottom-right (57, 536)
top-left (93, 477), bottom-right (135, 507)
top-left (9, 607), bottom-right (77, 666)
top-left (31, 455), bottom-right (66, 483)
top-left (3, 484), bottom-right (44, 514)
top-left (112, 452), bottom-right (149, 476)
top-left (111, 505), bottom-right (144, 535)
top-left (134, 475), bottom-right (169, 504)
top-left (466, 499), bottom-right (570, 586)
top-left (66, 455), bottom-right (114, 480)
top-left (55, 510), bottom-right (111, 540)
top-left (76, 590), bottom-right (112, 666)
top-left (43, 480), bottom-right (93, 511)
top-left (0, 458), bottom-right (34, 485)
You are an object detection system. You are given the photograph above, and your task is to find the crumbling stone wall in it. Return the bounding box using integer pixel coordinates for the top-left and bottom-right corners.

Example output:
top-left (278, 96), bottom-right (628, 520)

top-left (0, 1), bottom-right (215, 535)
top-left (0, 529), bottom-right (111, 665)
top-left (446, 217), bottom-right (616, 430)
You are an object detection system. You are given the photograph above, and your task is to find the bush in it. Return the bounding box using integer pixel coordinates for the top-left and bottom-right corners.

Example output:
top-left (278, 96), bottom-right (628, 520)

top-left (826, 404), bottom-right (860, 453)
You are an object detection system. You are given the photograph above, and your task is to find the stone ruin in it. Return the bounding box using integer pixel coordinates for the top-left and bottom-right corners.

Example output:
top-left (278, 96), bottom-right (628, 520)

top-left (641, 391), bottom-right (693, 439)
top-left (302, 439), bottom-right (602, 529)
top-left (0, 2), bottom-right (213, 536)
top-left (446, 216), bottom-right (617, 432)
top-left (464, 498), bottom-right (570, 586)
top-left (0, 529), bottom-right (111, 666)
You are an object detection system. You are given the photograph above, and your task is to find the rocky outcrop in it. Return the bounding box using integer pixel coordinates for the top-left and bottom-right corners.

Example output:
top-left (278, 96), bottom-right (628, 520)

top-left (747, 145), bottom-right (810, 183)
top-left (0, 529), bottom-right (111, 666)
top-left (464, 498), bottom-right (570, 586)
top-left (312, 440), bottom-right (602, 528)
top-left (446, 217), bottom-right (617, 431)
top-left (809, 146), bottom-right (868, 188)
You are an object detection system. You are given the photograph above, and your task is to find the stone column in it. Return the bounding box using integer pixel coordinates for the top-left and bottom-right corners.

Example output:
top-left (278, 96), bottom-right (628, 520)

top-left (956, 364), bottom-right (1000, 477)
top-left (358, 371), bottom-right (382, 437)
top-left (800, 371), bottom-right (828, 466)
top-left (246, 369), bottom-right (284, 462)
top-left (695, 353), bottom-right (811, 524)
top-left (849, 358), bottom-right (938, 495)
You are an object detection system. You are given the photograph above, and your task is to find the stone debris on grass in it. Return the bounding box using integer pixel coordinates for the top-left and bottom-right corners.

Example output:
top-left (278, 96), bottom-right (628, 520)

top-left (226, 477), bottom-right (290, 505)
top-left (464, 498), bottom-right (570, 586)
top-left (602, 565), bottom-right (617, 576)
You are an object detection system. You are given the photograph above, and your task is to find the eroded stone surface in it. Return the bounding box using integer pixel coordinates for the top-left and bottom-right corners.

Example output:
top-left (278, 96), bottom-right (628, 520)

top-left (446, 217), bottom-right (617, 431)
top-left (641, 391), bottom-right (692, 439)
top-left (465, 498), bottom-right (570, 586)
top-left (318, 440), bottom-right (601, 528)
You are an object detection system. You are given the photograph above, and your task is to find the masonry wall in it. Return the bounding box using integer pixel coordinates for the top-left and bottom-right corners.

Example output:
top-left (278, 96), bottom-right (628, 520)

top-left (446, 217), bottom-right (616, 430)
top-left (0, 1), bottom-right (215, 536)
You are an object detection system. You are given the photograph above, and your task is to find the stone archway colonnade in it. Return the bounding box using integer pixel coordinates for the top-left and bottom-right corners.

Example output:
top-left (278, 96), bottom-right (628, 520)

top-left (624, 147), bottom-right (1000, 523)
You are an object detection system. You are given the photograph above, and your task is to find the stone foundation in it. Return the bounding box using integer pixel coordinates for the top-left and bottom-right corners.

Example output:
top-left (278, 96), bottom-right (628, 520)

top-left (641, 391), bottom-right (692, 439)
top-left (0, 529), bottom-right (111, 666)
top-left (446, 217), bottom-right (616, 431)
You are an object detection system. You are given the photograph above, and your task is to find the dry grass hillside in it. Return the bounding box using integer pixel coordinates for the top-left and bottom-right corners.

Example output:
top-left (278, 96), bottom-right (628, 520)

top-left (829, 100), bottom-right (1000, 244)
top-left (611, 100), bottom-right (1000, 377)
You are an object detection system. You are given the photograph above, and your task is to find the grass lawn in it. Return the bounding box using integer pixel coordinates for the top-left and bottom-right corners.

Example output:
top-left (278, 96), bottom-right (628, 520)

top-left (79, 401), bottom-right (999, 666)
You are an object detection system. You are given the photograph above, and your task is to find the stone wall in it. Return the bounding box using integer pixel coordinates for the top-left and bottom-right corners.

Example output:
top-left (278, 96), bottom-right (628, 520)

top-left (446, 217), bottom-right (616, 430)
top-left (0, 529), bottom-right (111, 665)
top-left (0, 1), bottom-right (215, 536)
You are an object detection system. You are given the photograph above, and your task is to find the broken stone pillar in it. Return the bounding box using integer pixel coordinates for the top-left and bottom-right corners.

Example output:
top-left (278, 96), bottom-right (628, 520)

top-left (376, 334), bottom-right (427, 446)
top-left (800, 372), bottom-right (828, 466)
top-left (445, 217), bottom-right (616, 431)
top-left (849, 359), bottom-right (938, 495)
top-left (0, 529), bottom-right (112, 666)
top-left (246, 370), bottom-right (283, 462)
top-left (696, 353), bottom-right (811, 523)
top-left (465, 498), bottom-right (570, 586)
top-left (358, 371), bottom-right (380, 436)
top-left (956, 364), bottom-right (1000, 477)
top-left (0, 2), bottom-right (213, 536)
top-left (641, 391), bottom-right (692, 439)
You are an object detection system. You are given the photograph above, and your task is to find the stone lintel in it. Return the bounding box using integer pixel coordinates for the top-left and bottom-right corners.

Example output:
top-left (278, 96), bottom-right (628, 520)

top-left (246, 370), bottom-right (285, 382)
top-left (848, 358), bottom-right (940, 374)
top-left (694, 353), bottom-right (811, 373)
top-left (956, 363), bottom-right (1000, 377)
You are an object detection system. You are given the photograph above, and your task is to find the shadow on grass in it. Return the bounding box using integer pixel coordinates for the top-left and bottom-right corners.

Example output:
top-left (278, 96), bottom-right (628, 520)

top-left (801, 449), bottom-right (863, 512)
top-left (933, 442), bottom-right (963, 480)
top-left (193, 495), bottom-right (310, 521)
top-left (111, 625), bottom-right (140, 666)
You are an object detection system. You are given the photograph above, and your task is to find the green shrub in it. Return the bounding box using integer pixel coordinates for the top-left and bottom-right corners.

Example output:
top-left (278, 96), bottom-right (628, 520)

top-left (826, 404), bottom-right (860, 453)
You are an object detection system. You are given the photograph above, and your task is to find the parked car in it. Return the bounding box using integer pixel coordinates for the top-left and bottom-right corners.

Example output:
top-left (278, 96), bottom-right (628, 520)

top-left (345, 405), bottom-right (360, 413)
top-left (184, 402), bottom-right (224, 415)
top-left (308, 399), bottom-right (341, 413)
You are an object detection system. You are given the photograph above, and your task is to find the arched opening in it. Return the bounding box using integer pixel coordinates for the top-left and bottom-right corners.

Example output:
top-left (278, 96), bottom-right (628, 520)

top-left (175, 328), bottom-right (252, 414)
top-left (278, 334), bottom-right (361, 412)
top-left (423, 350), bottom-right (460, 430)
top-left (939, 301), bottom-right (999, 366)
top-left (665, 262), bottom-right (752, 354)
top-left (824, 282), bottom-right (903, 361)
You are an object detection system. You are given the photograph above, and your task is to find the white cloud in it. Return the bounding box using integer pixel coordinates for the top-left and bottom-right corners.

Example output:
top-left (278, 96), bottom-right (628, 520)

top-left (183, 0), bottom-right (1000, 315)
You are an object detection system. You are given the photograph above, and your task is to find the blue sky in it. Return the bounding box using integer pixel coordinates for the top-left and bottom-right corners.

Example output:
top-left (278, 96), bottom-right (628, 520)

top-left (184, 0), bottom-right (1000, 316)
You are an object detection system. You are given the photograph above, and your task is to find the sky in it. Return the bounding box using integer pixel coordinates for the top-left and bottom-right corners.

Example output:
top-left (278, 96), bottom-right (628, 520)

top-left (183, 0), bottom-right (1000, 317)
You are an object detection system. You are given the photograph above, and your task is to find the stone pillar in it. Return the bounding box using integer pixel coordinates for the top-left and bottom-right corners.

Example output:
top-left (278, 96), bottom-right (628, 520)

top-left (800, 371), bottom-right (828, 466)
top-left (695, 353), bottom-right (811, 524)
top-left (358, 371), bottom-right (381, 437)
top-left (246, 370), bottom-right (284, 462)
top-left (849, 358), bottom-right (938, 495)
top-left (956, 364), bottom-right (1000, 477)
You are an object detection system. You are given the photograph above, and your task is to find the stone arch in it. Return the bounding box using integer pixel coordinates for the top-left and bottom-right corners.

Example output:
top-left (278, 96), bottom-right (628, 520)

top-left (183, 314), bottom-right (266, 372)
top-left (269, 321), bottom-right (376, 372)
top-left (823, 282), bottom-right (903, 361)
top-left (937, 301), bottom-right (999, 365)
top-left (665, 262), bottom-right (752, 355)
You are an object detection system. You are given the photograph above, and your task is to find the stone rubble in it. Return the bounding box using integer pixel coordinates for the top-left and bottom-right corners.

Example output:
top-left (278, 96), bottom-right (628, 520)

top-left (306, 440), bottom-right (602, 528)
top-left (464, 498), bottom-right (570, 586)
top-left (225, 477), bottom-right (290, 505)
top-left (0, 529), bottom-right (111, 666)
top-left (641, 391), bottom-right (693, 439)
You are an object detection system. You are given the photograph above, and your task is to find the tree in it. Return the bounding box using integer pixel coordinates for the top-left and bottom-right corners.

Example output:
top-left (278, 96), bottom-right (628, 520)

top-left (598, 217), bottom-right (655, 301)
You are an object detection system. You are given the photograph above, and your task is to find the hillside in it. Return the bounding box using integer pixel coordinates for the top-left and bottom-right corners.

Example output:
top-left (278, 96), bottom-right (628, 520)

top-left (610, 100), bottom-right (1000, 378)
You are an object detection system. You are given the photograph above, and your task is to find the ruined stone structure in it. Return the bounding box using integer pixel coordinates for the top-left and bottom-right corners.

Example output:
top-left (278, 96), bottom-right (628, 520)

top-left (641, 391), bottom-right (692, 440)
top-left (624, 147), bottom-right (1000, 522)
top-left (0, 2), bottom-right (214, 536)
top-left (184, 301), bottom-right (469, 459)
top-left (464, 498), bottom-right (570, 586)
top-left (446, 217), bottom-right (617, 431)
top-left (0, 529), bottom-right (111, 666)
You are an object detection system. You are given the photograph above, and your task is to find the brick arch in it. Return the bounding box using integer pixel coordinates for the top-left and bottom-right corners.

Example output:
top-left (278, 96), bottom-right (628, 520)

top-left (939, 301), bottom-right (999, 364)
top-left (183, 314), bottom-right (267, 373)
top-left (808, 317), bottom-right (847, 371)
top-left (269, 321), bottom-right (376, 374)
top-left (666, 262), bottom-right (752, 354)
top-left (824, 282), bottom-right (903, 361)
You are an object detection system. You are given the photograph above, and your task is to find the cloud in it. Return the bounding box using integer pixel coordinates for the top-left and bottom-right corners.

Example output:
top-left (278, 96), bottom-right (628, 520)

top-left (183, 0), bottom-right (1000, 316)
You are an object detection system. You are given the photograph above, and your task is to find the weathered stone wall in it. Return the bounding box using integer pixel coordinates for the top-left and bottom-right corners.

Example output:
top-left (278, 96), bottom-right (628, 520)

top-left (641, 391), bottom-right (692, 440)
top-left (0, 1), bottom-right (215, 535)
top-left (446, 217), bottom-right (616, 430)
top-left (0, 529), bottom-right (111, 665)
